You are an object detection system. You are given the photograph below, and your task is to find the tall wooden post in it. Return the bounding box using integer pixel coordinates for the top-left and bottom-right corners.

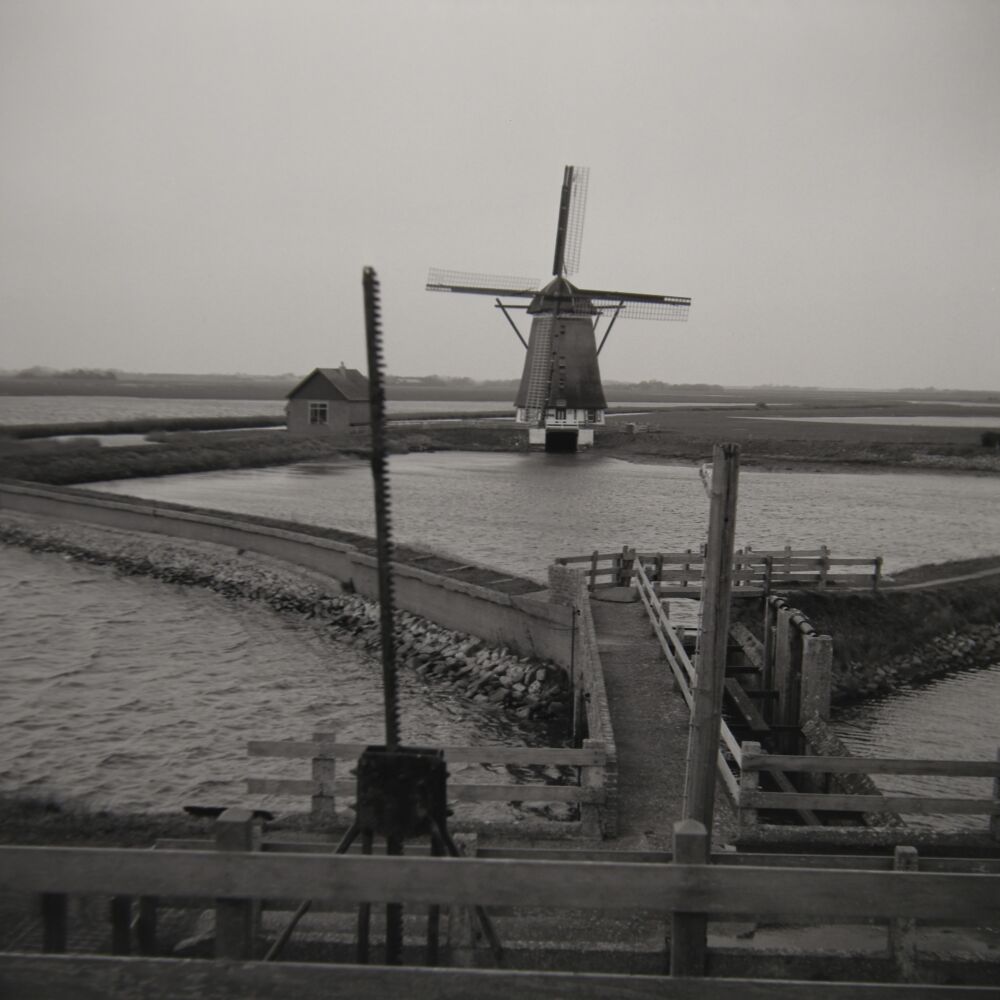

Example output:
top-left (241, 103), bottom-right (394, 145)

top-left (682, 444), bottom-right (740, 832)
top-left (669, 819), bottom-right (710, 976)
top-left (215, 808), bottom-right (261, 960)
top-left (800, 633), bottom-right (833, 725)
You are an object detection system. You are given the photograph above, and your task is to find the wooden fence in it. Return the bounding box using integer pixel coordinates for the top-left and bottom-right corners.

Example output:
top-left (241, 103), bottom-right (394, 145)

top-left (247, 735), bottom-right (610, 833)
top-left (2, 819), bottom-right (998, 995)
top-left (556, 545), bottom-right (883, 597)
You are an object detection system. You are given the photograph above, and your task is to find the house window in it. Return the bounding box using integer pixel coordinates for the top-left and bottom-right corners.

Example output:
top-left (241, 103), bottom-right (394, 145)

top-left (586, 409), bottom-right (597, 423)
top-left (555, 407), bottom-right (567, 421)
top-left (309, 402), bottom-right (329, 425)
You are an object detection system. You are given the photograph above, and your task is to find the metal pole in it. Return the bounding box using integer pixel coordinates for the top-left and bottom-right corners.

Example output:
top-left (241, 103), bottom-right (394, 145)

top-left (682, 443), bottom-right (740, 832)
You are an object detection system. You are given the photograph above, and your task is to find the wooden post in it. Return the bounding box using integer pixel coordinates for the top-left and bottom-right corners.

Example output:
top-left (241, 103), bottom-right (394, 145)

top-left (136, 896), bottom-right (157, 956)
top-left (991, 747), bottom-right (1000, 843)
top-left (682, 443), bottom-right (740, 832)
top-left (589, 550), bottom-right (598, 591)
top-left (312, 730), bottom-right (337, 823)
top-left (800, 633), bottom-right (833, 725)
top-left (738, 741), bottom-right (761, 837)
top-left (773, 608), bottom-right (795, 728)
top-left (818, 545), bottom-right (830, 590)
top-left (446, 833), bottom-right (478, 967)
top-left (581, 737), bottom-right (605, 838)
top-left (670, 819), bottom-right (709, 977)
top-left (41, 893), bottom-right (68, 953)
top-left (110, 896), bottom-right (132, 955)
top-left (873, 556), bottom-right (883, 592)
top-left (214, 807), bottom-right (261, 960)
top-left (889, 845), bottom-right (919, 980)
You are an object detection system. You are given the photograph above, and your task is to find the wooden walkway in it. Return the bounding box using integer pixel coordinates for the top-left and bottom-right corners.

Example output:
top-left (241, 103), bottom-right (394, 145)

top-left (589, 599), bottom-right (692, 847)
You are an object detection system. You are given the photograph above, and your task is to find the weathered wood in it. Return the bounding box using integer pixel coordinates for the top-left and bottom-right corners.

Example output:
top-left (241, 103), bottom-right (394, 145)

top-left (214, 808), bottom-right (260, 960)
top-left (670, 820), bottom-right (708, 977)
top-left (109, 896), bottom-right (131, 955)
top-left (724, 679), bottom-right (769, 734)
top-left (135, 897), bottom-right (157, 955)
top-left (889, 846), bottom-right (919, 981)
top-left (800, 634), bottom-right (832, 724)
top-left (992, 747), bottom-right (1000, 842)
top-left (41, 893), bottom-right (67, 953)
top-left (5, 848), bottom-right (1000, 921)
top-left (3, 955), bottom-right (996, 1000)
top-left (742, 754), bottom-right (1000, 777)
top-left (311, 731), bottom-right (338, 822)
top-left (765, 769), bottom-right (823, 826)
top-left (248, 741), bottom-right (607, 766)
top-left (738, 741), bottom-right (761, 836)
top-left (742, 791), bottom-right (1000, 815)
top-left (683, 443), bottom-right (740, 829)
top-left (773, 608), bottom-right (795, 730)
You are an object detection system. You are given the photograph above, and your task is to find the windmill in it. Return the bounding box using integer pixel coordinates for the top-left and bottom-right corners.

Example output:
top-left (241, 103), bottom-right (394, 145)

top-left (427, 166), bottom-right (691, 451)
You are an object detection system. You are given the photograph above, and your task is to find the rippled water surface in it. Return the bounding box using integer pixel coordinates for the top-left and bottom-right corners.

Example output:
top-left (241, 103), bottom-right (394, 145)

top-left (93, 452), bottom-right (1000, 579)
top-left (0, 547), bottom-right (547, 812)
top-left (834, 665), bottom-right (1000, 831)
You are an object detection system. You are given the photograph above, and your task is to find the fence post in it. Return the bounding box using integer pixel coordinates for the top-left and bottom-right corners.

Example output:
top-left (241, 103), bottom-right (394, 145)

top-left (682, 444), bottom-right (740, 832)
top-left (589, 550), bottom-right (598, 591)
top-left (110, 895), bottom-right (132, 955)
top-left (447, 833), bottom-right (478, 967)
top-left (312, 730), bottom-right (338, 823)
top-left (41, 893), bottom-right (68, 953)
top-left (800, 633), bottom-right (833, 725)
top-left (774, 607), bottom-right (796, 728)
top-left (215, 807), bottom-right (262, 960)
top-left (136, 895), bottom-right (157, 956)
top-left (873, 556), bottom-right (883, 592)
top-left (581, 737), bottom-right (606, 838)
top-left (818, 545), bottom-right (830, 590)
top-left (670, 819), bottom-right (709, 977)
top-left (889, 845), bottom-right (919, 980)
top-left (992, 747), bottom-right (1000, 843)
top-left (738, 741), bottom-right (761, 838)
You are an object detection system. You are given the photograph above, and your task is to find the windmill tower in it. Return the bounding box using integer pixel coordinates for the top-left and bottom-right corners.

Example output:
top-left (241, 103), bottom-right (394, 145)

top-left (427, 166), bottom-right (691, 451)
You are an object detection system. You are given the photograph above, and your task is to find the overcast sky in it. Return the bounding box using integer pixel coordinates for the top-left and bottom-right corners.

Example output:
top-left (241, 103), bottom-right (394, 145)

top-left (1, 0), bottom-right (998, 389)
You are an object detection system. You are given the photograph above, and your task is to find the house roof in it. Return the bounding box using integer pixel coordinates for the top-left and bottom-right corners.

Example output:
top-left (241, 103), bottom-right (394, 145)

top-left (287, 366), bottom-right (370, 401)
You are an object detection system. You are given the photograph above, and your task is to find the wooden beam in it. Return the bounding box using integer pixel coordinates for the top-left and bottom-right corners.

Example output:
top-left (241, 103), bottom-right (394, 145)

top-left (4, 849), bottom-right (998, 922)
top-left (742, 754), bottom-right (1000, 777)
top-left (2, 955), bottom-right (996, 1000)
top-left (742, 791), bottom-right (1000, 815)
top-left (683, 444), bottom-right (740, 830)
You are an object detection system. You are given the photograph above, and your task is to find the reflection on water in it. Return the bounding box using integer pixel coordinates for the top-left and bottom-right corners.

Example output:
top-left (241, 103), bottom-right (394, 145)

top-left (93, 452), bottom-right (1000, 580)
top-left (0, 547), bottom-right (549, 813)
top-left (833, 665), bottom-right (1000, 832)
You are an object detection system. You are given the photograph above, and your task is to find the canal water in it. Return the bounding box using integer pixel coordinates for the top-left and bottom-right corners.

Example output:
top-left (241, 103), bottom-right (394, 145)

top-left (0, 546), bottom-right (551, 814)
top-left (4, 449), bottom-right (999, 826)
top-left (91, 452), bottom-right (1000, 578)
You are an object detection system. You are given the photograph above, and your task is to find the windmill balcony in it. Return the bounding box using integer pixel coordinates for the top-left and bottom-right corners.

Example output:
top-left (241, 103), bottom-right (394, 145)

top-left (515, 407), bottom-right (605, 428)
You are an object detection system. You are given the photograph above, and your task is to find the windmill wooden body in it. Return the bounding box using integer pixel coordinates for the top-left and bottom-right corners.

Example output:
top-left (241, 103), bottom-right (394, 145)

top-left (427, 166), bottom-right (691, 451)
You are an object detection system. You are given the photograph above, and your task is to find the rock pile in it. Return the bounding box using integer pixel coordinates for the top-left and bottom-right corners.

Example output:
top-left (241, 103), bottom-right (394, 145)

top-left (0, 512), bottom-right (569, 722)
top-left (833, 623), bottom-right (1000, 703)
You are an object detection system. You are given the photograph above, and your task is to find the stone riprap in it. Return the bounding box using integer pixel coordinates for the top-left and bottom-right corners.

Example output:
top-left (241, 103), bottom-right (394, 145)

top-left (0, 510), bottom-right (569, 722)
top-left (834, 623), bottom-right (1000, 704)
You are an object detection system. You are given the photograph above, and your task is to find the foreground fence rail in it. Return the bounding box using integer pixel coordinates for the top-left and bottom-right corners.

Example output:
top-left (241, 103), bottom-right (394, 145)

top-left (1, 819), bottom-right (998, 994)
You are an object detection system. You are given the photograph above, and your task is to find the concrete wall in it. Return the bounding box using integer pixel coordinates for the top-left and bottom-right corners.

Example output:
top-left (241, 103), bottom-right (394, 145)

top-left (548, 563), bottom-right (619, 837)
top-left (0, 480), bottom-right (573, 666)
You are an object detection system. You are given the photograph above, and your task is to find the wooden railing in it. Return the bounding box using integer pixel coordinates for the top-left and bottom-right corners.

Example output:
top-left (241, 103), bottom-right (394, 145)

top-left (739, 743), bottom-right (1000, 840)
top-left (555, 545), bottom-right (883, 596)
top-left (633, 559), bottom-right (744, 803)
top-left (2, 819), bottom-right (998, 995)
top-left (247, 736), bottom-right (609, 830)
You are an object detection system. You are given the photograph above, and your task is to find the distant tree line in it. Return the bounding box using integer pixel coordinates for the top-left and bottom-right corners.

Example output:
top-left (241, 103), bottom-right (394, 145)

top-left (16, 366), bottom-right (118, 381)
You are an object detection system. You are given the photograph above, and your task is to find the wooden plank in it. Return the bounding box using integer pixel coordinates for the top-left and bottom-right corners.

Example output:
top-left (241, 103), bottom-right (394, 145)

top-left (743, 791), bottom-right (1000, 815)
top-left (671, 820), bottom-right (708, 976)
top-left (446, 784), bottom-right (600, 804)
top-left (724, 679), bottom-right (769, 734)
top-left (3, 955), bottom-right (996, 1000)
top-left (743, 754), bottom-right (1000, 777)
top-left (247, 778), bottom-right (317, 796)
top-left (3, 848), bottom-right (999, 921)
top-left (248, 742), bottom-right (608, 766)
top-left (766, 769), bottom-right (823, 827)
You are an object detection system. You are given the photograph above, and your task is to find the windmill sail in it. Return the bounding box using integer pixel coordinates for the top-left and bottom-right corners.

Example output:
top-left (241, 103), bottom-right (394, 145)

top-left (552, 166), bottom-right (589, 277)
top-left (426, 268), bottom-right (540, 298)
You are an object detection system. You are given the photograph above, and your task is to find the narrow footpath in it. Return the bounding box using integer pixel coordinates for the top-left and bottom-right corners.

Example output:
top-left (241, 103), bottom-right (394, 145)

top-left (589, 599), bottom-right (692, 848)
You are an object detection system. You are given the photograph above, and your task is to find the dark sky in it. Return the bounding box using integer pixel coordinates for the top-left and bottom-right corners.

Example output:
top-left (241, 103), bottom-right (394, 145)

top-left (2, 0), bottom-right (998, 388)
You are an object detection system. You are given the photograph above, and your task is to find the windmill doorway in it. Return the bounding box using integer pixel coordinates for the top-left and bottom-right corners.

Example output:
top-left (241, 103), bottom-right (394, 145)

top-left (545, 429), bottom-right (579, 453)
